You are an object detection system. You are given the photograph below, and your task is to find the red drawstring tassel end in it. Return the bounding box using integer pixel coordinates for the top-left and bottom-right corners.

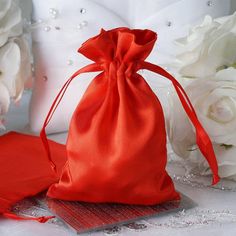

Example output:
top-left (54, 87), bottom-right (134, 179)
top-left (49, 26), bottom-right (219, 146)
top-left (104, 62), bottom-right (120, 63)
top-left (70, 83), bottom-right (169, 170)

top-left (3, 212), bottom-right (55, 223)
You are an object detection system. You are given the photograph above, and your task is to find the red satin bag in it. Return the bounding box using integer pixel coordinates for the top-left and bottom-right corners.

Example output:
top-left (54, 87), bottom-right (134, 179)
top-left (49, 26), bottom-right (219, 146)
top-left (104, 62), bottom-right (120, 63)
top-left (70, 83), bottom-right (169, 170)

top-left (0, 132), bottom-right (67, 222)
top-left (41, 28), bottom-right (220, 205)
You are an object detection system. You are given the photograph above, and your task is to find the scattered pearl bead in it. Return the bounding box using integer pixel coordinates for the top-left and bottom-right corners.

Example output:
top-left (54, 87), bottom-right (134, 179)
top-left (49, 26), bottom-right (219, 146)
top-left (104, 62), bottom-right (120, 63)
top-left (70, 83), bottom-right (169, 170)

top-left (80, 8), bottom-right (87, 14)
top-left (166, 21), bottom-right (172, 27)
top-left (49, 8), bottom-right (55, 13)
top-left (77, 24), bottom-right (82, 30)
top-left (207, 1), bottom-right (213, 6)
top-left (49, 8), bottom-right (58, 18)
top-left (44, 26), bottom-right (51, 32)
top-left (81, 20), bottom-right (88, 27)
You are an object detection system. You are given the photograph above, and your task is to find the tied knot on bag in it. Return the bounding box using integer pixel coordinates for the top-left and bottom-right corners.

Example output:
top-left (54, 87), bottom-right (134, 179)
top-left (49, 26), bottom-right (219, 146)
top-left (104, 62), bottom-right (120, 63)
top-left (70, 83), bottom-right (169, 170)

top-left (78, 27), bottom-right (157, 79)
top-left (102, 60), bottom-right (140, 78)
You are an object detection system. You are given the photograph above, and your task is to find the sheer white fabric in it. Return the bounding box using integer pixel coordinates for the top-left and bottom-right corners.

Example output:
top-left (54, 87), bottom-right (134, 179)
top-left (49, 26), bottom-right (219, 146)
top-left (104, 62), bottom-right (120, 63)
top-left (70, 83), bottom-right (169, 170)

top-left (29, 0), bottom-right (232, 134)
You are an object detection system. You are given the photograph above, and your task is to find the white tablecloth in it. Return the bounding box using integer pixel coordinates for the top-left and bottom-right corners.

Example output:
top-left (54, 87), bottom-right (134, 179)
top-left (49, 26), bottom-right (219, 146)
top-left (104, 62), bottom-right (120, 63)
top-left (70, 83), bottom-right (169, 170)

top-left (0, 92), bottom-right (236, 236)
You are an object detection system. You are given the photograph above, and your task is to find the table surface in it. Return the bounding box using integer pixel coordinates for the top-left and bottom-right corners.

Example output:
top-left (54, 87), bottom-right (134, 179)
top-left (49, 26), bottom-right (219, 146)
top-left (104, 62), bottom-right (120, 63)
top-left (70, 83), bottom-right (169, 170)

top-left (0, 91), bottom-right (236, 236)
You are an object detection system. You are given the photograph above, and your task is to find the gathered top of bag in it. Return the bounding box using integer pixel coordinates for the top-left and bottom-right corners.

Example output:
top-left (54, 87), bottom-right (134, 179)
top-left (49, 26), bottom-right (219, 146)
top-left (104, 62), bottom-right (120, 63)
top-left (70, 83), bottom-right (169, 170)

top-left (78, 28), bottom-right (157, 63)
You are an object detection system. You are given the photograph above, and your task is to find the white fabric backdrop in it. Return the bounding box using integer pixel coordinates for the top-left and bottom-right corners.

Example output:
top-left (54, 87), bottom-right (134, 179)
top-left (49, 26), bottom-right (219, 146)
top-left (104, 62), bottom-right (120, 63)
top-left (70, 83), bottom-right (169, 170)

top-left (29, 0), bottom-right (233, 134)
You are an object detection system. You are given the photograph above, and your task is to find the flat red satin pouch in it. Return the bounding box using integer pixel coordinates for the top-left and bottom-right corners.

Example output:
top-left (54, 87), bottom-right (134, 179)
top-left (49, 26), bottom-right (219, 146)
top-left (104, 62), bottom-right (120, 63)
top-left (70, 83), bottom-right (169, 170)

top-left (0, 132), bottom-right (66, 221)
top-left (40, 28), bottom-right (219, 205)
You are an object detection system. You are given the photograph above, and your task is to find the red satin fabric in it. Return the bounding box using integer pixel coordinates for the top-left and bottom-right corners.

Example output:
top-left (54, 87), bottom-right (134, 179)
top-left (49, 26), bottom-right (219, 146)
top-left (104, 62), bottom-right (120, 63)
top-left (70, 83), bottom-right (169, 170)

top-left (0, 132), bottom-right (66, 221)
top-left (40, 28), bottom-right (219, 205)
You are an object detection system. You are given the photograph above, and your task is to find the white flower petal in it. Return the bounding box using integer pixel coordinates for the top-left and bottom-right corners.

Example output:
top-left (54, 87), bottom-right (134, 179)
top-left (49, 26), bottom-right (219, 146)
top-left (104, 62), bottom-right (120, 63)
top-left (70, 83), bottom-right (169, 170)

top-left (175, 15), bottom-right (219, 51)
top-left (0, 82), bottom-right (10, 115)
top-left (207, 33), bottom-right (236, 69)
top-left (0, 41), bottom-right (21, 96)
top-left (0, 0), bottom-right (11, 20)
top-left (0, 31), bottom-right (10, 47)
top-left (11, 36), bottom-right (32, 100)
top-left (190, 77), bottom-right (236, 145)
top-left (0, 0), bottom-right (22, 47)
top-left (167, 89), bottom-right (196, 158)
top-left (215, 67), bottom-right (236, 82)
top-left (173, 13), bottom-right (236, 78)
top-left (8, 20), bottom-right (22, 37)
top-left (0, 0), bottom-right (21, 33)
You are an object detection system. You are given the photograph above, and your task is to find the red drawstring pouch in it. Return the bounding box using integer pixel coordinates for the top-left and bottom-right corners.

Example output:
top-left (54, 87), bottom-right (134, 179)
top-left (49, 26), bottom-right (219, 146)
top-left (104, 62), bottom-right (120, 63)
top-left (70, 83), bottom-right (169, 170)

top-left (0, 132), bottom-right (67, 222)
top-left (40, 28), bottom-right (220, 205)
top-left (0, 28), bottom-right (220, 223)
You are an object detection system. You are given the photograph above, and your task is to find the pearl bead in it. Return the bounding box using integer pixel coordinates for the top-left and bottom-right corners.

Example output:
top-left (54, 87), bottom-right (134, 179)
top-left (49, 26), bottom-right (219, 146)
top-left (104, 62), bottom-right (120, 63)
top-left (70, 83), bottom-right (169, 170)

top-left (55, 26), bottom-right (61, 30)
top-left (49, 8), bottom-right (58, 15)
top-left (44, 26), bottom-right (51, 32)
top-left (81, 20), bottom-right (88, 27)
top-left (67, 59), bottom-right (73, 65)
top-left (49, 8), bottom-right (58, 19)
top-left (166, 21), bottom-right (172, 27)
top-left (207, 1), bottom-right (213, 6)
top-left (80, 8), bottom-right (87, 14)
top-left (43, 76), bottom-right (48, 81)
top-left (77, 24), bottom-right (82, 30)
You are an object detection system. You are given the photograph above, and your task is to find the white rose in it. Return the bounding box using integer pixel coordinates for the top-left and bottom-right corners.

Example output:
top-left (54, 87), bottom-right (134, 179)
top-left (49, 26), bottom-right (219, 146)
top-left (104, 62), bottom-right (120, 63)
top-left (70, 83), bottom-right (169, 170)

top-left (168, 68), bottom-right (236, 180)
top-left (0, 0), bottom-right (22, 47)
top-left (0, 37), bottom-right (31, 123)
top-left (175, 13), bottom-right (236, 78)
